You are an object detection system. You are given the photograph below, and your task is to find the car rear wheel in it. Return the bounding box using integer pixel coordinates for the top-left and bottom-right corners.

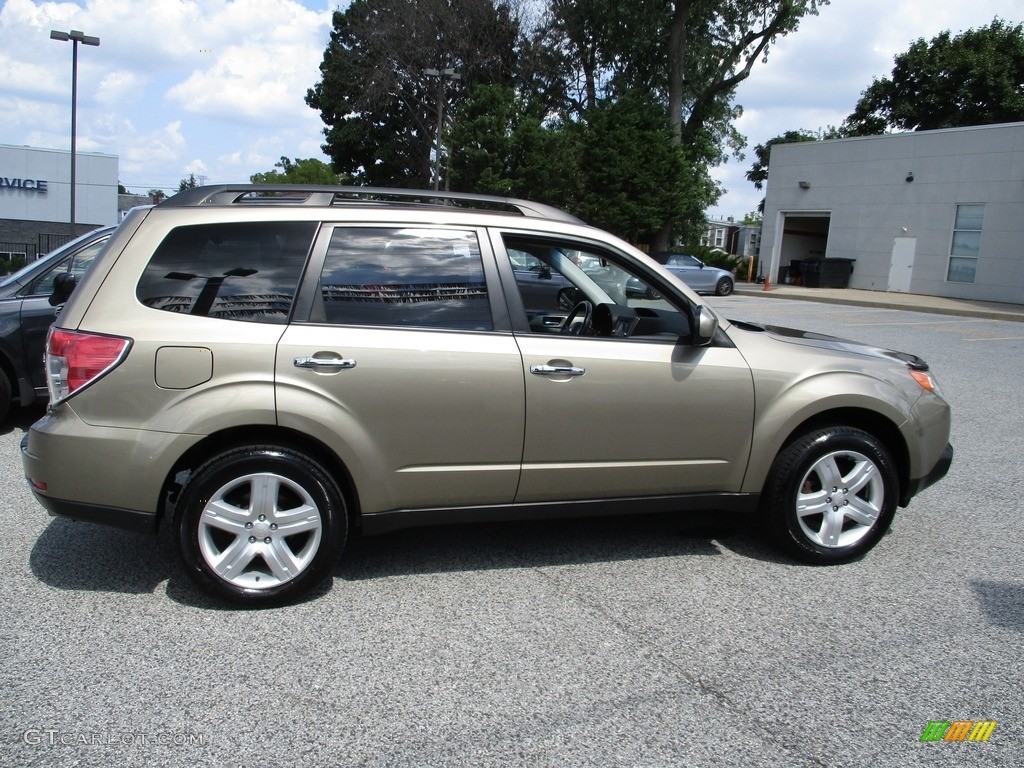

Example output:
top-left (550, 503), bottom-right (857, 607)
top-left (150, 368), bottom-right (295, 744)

top-left (764, 427), bottom-right (897, 564)
top-left (715, 277), bottom-right (734, 296)
top-left (176, 446), bottom-right (347, 606)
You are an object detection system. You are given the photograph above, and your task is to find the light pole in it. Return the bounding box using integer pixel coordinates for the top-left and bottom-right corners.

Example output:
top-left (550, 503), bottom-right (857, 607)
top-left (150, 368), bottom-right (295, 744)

top-left (50, 29), bottom-right (100, 236)
top-left (422, 67), bottom-right (460, 191)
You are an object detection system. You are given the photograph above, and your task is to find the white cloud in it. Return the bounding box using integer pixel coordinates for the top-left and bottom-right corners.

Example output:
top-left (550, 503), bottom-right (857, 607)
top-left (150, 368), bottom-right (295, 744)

top-left (164, 3), bottom-right (329, 126)
top-left (118, 120), bottom-right (188, 174)
top-left (184, 158), bottom-right (209, 176)
top-left (96, 70), bottom-right (143, 105)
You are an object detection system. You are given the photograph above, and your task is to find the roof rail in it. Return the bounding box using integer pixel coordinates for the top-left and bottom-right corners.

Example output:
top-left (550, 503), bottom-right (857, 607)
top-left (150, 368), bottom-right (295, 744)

top-left (161, 184), bottom-right (584, 224)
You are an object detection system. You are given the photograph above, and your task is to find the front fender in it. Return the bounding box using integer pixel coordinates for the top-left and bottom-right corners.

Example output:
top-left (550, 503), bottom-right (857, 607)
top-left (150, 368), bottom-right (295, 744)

top-left (741, 370), bottom-right (913, 494)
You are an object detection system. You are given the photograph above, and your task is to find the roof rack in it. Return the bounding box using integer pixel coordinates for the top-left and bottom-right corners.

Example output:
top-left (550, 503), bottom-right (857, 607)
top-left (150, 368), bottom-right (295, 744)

top-left (161, 184), bottom-right (584, 224)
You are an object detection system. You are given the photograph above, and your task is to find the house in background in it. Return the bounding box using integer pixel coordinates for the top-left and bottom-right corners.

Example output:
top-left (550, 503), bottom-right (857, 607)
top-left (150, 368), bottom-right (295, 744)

top-left (702, 216), bottom-right (761, 261)
top-left (759, 121), bottom-right (1024, 304)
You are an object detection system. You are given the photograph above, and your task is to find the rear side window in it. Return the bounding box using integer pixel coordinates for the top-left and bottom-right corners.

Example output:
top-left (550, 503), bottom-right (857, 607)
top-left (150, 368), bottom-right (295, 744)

top-left (313, 227), bottom-right (491, 331)
top-left (137, 222), bottom-right (316, 323)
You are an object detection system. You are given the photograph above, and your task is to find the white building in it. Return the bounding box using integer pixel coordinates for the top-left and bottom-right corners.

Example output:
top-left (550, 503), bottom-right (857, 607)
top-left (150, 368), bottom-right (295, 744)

top-left (0, 144), bottom-right (118, 260)
top-left (760, 122), bottom-right (1024, 304)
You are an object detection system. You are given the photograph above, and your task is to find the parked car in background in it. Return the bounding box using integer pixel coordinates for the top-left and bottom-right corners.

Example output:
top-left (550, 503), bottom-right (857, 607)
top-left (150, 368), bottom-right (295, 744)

top-left (21, 186), bottom-right (951, 607)
top-left (0, 226), bottom-right (114, 422)
top-left (649, 251), bottom-right (734, 296)
top-left (510, 248), bottom-right (573, 312)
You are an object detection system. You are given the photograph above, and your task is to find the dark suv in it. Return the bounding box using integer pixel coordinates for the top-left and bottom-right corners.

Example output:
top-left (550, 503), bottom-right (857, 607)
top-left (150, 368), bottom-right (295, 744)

top-left (21, 186), bottom-right (952, 606)
top-left (0, 226), bottom-right (114, 421)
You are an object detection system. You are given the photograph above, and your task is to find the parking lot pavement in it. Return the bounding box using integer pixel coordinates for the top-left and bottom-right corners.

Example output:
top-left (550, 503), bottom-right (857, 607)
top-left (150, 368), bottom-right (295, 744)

top-left (3, 298), bottom-right (1023, 767)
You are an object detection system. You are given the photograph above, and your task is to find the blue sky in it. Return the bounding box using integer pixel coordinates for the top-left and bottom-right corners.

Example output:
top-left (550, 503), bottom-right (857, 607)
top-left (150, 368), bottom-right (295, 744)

top-left (1, 0), bottom-right (1020, 219)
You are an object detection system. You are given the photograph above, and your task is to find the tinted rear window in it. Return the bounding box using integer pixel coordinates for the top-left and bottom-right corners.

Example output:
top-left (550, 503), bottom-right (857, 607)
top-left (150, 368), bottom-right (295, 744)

top-left (137, 222), bottom-right (316, 323)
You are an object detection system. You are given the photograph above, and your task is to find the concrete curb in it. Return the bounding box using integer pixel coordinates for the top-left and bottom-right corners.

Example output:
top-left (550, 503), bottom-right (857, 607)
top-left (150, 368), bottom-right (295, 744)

top-left (731, 284), bottom-right (1024, 323)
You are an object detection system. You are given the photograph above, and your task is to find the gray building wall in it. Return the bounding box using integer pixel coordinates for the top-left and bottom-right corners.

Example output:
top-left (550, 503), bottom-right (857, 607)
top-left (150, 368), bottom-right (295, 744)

top-left (761, 122), bottom-right (1024, 304)
top-left (1, 144), bottom-right (118, 254)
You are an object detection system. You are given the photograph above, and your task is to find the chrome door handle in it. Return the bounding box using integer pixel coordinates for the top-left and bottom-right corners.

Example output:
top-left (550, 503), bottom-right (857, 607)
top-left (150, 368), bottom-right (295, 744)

top-left (293, 357), bottom-right (357, 370)
top-left (530, 364), bottom-right (585, 377)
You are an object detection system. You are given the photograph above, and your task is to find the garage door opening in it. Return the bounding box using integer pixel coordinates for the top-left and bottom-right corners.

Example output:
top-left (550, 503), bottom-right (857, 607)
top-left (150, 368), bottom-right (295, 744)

top-left (777, 213), bottom-right (831, 285)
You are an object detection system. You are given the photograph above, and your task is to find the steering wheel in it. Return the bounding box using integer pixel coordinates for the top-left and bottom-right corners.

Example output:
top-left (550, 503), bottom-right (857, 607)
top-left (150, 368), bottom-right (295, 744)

top-left (561, 300), bottom-right (594, 336)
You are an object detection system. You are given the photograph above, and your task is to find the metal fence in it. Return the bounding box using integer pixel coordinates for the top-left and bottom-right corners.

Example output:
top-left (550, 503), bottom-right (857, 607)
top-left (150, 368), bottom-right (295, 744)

top-left (38, 232), bottom-right (74, 255)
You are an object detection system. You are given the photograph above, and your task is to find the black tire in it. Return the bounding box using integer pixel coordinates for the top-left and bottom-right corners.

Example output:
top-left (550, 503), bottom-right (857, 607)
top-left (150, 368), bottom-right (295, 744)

top-left (764, 427), bottom-right (898, 564)
top-left (0, 368), bottom-right (10, 424)
top-left (176, 446), bottom-right (347, 607)
top-left (715, 277), bottom-right (734, 296)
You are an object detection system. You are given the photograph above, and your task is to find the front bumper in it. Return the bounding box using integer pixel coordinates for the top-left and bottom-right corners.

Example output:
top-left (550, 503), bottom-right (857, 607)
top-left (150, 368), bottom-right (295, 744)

top-left (903, 442), bottom-right (953, 505)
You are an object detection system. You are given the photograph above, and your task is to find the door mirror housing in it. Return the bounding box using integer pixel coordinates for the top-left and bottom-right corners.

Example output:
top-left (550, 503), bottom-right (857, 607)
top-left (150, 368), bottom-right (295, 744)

top-left (49, 271), bottom-right (78, 306)
top-left (692, 305), bottom-right (719, 347)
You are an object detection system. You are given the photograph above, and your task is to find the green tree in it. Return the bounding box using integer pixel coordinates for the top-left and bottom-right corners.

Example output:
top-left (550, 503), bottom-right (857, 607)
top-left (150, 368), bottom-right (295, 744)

top-left (305, 0), bottom-right (520, 188)
top-left (535, 0), bottom-right (829, 247)
top-left (177, 173), bottom-right (198, 192)
top-left (844, 19), bottom-right (1024, 135)
top-left (250, 157), bottom-right (342, 185)
top-left (746, 130), bottom-right (818, 191)
top-left (572, 93), bottom-right (702, 244)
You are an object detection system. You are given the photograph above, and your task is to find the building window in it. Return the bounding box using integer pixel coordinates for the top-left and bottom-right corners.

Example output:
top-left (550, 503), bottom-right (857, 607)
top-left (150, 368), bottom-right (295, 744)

top-left (947, 204), bottom-right (984, 283)
top-left (714, 228), bottom-right (725, 248)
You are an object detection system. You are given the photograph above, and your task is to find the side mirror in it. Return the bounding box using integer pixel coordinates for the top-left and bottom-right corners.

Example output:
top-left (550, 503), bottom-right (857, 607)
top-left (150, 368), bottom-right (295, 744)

top-left (692, 305), bottom-right (719, 347)
top-left (539, 264), bottom-right (552, 280)
top-left (49, 271), bottom-right (78, 306)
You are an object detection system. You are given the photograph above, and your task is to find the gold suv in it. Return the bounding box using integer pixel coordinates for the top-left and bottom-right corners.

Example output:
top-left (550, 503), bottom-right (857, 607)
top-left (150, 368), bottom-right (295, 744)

top-left (21, 186), bottom-right (952, 606)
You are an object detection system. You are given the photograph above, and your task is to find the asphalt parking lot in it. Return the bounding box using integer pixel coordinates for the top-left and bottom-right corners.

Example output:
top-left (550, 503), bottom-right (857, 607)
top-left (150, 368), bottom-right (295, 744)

top-left (2, 294), bottom-right (1021, 767)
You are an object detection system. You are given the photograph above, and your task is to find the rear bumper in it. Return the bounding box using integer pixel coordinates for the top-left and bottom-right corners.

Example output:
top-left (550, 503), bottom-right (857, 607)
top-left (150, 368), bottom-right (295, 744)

top-left (903, 442), bottom-right (953, 505)
top-left (22, 433), bottom-right (158, 534)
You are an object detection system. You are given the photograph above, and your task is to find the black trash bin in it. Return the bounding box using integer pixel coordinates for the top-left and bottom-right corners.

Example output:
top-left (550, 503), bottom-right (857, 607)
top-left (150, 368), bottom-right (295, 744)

top-left (801, 258), bottom-right (822, 288)
top-left (819, 258), bottom-right (855, 288)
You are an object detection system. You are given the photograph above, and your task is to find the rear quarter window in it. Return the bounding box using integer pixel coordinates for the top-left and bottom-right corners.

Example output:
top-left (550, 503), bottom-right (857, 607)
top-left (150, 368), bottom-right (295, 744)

top-left (136, 222), bottom-right (316, 323)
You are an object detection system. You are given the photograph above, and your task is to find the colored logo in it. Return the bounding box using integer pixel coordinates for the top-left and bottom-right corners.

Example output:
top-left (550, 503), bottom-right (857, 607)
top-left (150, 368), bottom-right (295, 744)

top-left (920, 721), bottom-right (997, 742)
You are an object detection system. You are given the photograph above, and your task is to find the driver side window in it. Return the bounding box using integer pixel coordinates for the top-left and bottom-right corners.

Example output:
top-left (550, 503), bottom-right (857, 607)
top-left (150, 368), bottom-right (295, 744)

top-left (500, 235), bottom-right (690, 340)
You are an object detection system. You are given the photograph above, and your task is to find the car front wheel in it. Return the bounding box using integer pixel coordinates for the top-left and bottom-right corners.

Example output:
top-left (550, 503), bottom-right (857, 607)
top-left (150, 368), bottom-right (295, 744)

top-left (715, 277), bottom-right (734, 296)
top-left (176, 446), bottom-right (347, 606)
top-left (764, 427), bottom-right (898, 564)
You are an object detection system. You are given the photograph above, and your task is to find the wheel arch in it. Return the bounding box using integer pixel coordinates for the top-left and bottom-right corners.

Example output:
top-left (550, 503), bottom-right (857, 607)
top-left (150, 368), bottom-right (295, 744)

top-left (160, 425), bottom-right (361, 529)
top-left (762, 407), bottom-right (910, 505)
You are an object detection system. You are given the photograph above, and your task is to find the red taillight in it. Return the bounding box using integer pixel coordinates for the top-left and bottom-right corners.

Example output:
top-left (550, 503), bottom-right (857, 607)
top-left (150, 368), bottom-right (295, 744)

top-left (46, 328), bottom-right (131, 403)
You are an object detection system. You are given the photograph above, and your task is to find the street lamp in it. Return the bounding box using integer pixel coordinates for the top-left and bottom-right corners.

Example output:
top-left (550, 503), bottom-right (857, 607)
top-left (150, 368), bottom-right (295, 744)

top-left (50, 29), bottom-right (100, 235)
top-left (422, 67), bottom-right (460, 191)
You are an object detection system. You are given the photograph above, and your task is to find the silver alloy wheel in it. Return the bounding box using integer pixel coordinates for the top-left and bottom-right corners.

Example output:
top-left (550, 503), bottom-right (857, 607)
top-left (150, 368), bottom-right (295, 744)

top-left (197, 471), bottom-right (323, 590)
top-left (794, 449), bottom-right (884, 548)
